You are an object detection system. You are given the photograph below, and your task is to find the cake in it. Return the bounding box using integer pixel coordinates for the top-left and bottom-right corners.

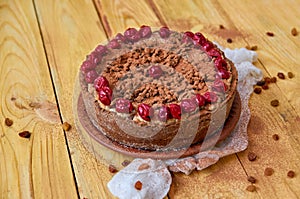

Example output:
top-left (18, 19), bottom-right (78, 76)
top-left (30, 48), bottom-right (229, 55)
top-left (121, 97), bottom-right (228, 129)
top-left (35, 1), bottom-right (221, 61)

top-left (79, 26), bottom-right (238, 151)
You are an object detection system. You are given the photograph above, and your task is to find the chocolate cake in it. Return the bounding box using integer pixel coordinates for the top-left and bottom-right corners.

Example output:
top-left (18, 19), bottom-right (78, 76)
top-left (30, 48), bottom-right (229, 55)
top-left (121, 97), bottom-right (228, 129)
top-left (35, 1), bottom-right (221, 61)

top-left (79, 26), bottom-right (238, 151)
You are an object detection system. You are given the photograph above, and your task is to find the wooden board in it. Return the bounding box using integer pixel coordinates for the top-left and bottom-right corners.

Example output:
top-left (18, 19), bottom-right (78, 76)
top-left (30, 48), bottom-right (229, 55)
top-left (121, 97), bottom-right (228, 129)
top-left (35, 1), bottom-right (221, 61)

top-left (1, 0), bottom-right (300, 198)
top-left (0, 0), bottom-right (77, 198)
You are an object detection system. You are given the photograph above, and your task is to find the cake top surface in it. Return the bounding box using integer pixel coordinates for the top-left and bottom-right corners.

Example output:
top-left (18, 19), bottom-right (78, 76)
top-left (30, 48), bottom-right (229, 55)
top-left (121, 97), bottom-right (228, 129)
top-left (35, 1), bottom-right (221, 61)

top-left (80, 26), bottom-right (237, 123)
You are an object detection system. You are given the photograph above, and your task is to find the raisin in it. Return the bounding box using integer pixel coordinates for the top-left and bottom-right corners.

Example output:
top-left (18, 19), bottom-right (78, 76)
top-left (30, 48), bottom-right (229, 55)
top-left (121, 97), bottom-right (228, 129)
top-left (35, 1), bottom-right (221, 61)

top-left (5, 118), bottom-right (13, 127)
top-left (247, 176), bottom-right (257, 183)
top-left (277, 72), bottom-right (285, 79)
top-left (254, 87), bottom-right (262, 94)
top-left (264, 167), bottom-right (274, 176)
top-left (19, 131), bottom-right (31, 138)
top-left (134, 181), bottom-right (143, 190)
top-left (287, 170), bottom-right (295, 178)
top-left (266, 32), bottom-right (274, 37)
top-left (248, 152), bottom-right (257, 161)
top-left (271, 99), bottom-right (279, 107)
top-left (272, 134), bottom-right (279, 141)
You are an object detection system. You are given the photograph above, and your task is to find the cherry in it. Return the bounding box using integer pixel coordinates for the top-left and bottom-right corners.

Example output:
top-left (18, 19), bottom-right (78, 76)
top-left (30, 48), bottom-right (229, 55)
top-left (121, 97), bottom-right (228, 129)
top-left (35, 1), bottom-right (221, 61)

top-left (169, 104), bottom-right (181, 119)
top-left (203, 92), bottom-right (218, 103)
top-left (214, 57), bottom-right (227, 70)
top-left (98, 86), bottom-right (112, 106)
top-left (149, 65), bottom-right (163, 78)
top-left (80, 60), bottom-right (96, 73)
top-left (124, 28), bottom-right (140, 42)
top-left (193, 32), bottom-right (206, 46)
top-left (137, 103), bottom-right (153, 121)
top-left (139, 25), bottom-right (152, 38)
top-left (217, 69), bottom-right (230, 79)
top-left (87, 51), bottom-right (102, 65)
top-left (181, 99), bottom-right (197, 113)
top-left (94, 76), bottom-right (109, 91)
top-left (157, 105), bottom-right (172, 122)
top-left (107, 39), bottom-right (121, 49)
top-left (95, 45), bottom-right (108, 55)
top-left (85, 70), bottom-right (98, 83)
top-left (213, 79), bottom-right (228, 92)
top-left (182, 31), bottom-right (194, 43)
top-left (202, 41), bottom-right (214, 51)
top-left (193, 94), bottom-right (206, 107)
top-left (159, 27), bottom-right (171, 38)
top-left (116, 99), bottom-right (134, 113)
top-left (207, 48), bottom-right (221, 57)
top-left (115, 33), bottom-right (126, 42)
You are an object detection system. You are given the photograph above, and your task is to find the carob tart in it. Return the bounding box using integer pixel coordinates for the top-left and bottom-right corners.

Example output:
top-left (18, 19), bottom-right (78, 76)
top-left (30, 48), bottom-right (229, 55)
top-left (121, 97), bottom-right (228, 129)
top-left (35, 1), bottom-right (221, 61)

top-left (79, 26), bottom-right (238, 151)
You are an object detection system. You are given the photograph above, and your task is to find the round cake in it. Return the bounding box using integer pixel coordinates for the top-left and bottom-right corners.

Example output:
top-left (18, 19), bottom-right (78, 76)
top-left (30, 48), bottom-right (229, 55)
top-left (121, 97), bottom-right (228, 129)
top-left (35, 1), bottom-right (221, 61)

top-left (79, 26), bottom-right (238, 151)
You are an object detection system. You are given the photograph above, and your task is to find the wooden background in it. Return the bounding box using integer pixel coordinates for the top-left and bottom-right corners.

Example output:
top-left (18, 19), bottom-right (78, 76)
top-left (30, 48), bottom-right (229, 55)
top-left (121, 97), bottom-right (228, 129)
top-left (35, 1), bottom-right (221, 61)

top-left (1, 0), bottom-right (299, 198)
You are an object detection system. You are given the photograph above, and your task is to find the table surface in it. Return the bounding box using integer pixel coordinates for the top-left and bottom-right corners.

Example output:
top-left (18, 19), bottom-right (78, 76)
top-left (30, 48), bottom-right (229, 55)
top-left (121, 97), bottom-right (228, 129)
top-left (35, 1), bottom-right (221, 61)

top-left (1, 0), bottom-right (300, 198)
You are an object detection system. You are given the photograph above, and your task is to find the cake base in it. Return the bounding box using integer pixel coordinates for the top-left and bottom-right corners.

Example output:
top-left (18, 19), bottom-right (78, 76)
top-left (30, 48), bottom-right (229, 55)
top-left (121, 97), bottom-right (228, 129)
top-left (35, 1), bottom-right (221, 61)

top-left (75, 92), bottom-right (241, 161)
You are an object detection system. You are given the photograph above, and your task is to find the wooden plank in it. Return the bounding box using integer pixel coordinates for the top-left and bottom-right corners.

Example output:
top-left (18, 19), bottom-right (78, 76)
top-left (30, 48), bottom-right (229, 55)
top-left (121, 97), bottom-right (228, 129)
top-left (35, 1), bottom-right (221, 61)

top-left (215, 0), bottom-right (300, 113)
top-left (93, 0), bottom-right (162, 36)
top-left (32, 0), bottom-right (117, 198)
top-left (151, 0), bottom-right (300, 198)
top-left (0, 0), bottom-right (77, 198)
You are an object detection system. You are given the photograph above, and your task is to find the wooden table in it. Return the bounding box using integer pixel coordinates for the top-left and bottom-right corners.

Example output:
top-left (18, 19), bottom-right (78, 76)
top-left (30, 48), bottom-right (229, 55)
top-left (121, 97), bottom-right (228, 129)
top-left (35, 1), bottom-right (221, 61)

top-left (1, 0), bottom-right (300, 198)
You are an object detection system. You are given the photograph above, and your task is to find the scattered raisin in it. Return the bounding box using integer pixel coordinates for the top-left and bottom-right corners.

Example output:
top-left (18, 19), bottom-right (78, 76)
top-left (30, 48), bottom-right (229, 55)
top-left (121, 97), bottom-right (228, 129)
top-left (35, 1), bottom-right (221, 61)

top-left (5, 118), bottom-right (13, 127)
top-left (287, 72), bottom-right (294, 79)
top-left (227, 38), bottom-right (233, 43)
top-left (251, 45), bottom-right (258, 51)
top-left (277, 72), bottom-right (285, 79)
top-left (62, 122), bottom-right (71, 131)
top-left (248, 152), bottom-right (257, 161)
top-left (245, 45), bottom-right (251, 50)
top-left (135, 180), bottom-right (143, 190)
top-left (264, 77), bottom-right (271, 84)
top-left (247, 176), bottom-right (257, 183)
top-left (121, 160), bottom-right (131, 167)
top-left (19, 131), bottom-right (31, 138)
top-left (254, 87), bottom-right (262, 94)
top-left (270, 77), bottom-right (277, 83)
top-left (266, 32), bottom-right (274, 37)
top-left (262, 85), bottom-right (269, 90)
top-left (291, 28), bottom-right (298, 36)
top-left (271, 99), bottom-right (279, 107)
top-left (256, 80), bottom-right (265, 86)
top-left (108, 165), bottom-right (118, 173)
top-left (219, 25), bottom-right (225, 29)
top-left (246, 185), bottom-right (256, 192)
top-left (272, 134), bottom-right (279, 141)
top-left (287, 170), bottom-right (295, 178)
top-left (264, 167), bottom-right (274, 176)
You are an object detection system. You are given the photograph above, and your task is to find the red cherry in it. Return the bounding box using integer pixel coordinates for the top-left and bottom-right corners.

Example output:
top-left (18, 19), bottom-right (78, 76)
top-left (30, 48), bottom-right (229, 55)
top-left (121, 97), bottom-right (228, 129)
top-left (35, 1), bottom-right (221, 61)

top-left (88, 51), bottom-right (102, 65)
top-left (115, 33), bottom-right (126, 42)
top-left (107, 39), bottom-right (121, 49)
top-left (95, 45), bottom-right (108, 55)
top-left (137, 104), bottom-right (153, 121)
top-left (214, 57), bottom-right (227, 70)
top-left (159, 27), bottom-right (171, 38)
top-left (202, 41), bottom-right (214, 51)
top-left (98, 86), bottom-right (112, 106)
top-left (116, 99), bottom-right (134, 113)
top-left (203, 92), bottom-right (218, 103)
top-left (217, 69), bottom-right (230, 79)
top-left (181, 99), bottom-right (197, 113)
top-left (94, 76), bottom-right (109, 91)
top-left (80, 60), bottom-right (96, 73)
top-left (158, 105), bottom-right (172, 122)
top-left (182, 31), bottom-right (194, 43)
top-left (85, 70), bottom-right (98, 83)
top-left (193, 94), bottom-right (206, 107)
top-left (139, 25), bottom-right (152, 38)
top-left (207, 48), bottom-right (221, 57)
top-left (193, 32), bottom-right (206, 46)
top-left (213, 79), bottom-right (228, 92)
top-left (124, 28), bottom-right (141, 42)
top-left (149, 65), bottom-right (163, 78)
top-left (169, 104), bottom-right (181, 119)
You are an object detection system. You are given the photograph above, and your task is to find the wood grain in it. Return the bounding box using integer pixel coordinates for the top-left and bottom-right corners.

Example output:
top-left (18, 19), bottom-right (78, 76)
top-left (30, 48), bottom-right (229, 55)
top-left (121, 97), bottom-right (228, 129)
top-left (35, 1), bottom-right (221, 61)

top-left (151, 0), bottom-right (300, 198)
top-left (32, 0), bottom-right (118, 198)
top-left (0, 0), bottom-right (77, 198)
